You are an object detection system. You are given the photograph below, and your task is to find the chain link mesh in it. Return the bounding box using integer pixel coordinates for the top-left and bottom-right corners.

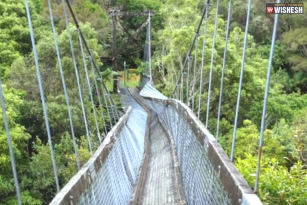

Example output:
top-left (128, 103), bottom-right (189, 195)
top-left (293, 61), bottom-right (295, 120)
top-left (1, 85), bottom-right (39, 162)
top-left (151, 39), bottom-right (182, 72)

top-left (144, 99), bottom-right (233, 205)
top-left (76, 92), bottom-right (148, 205)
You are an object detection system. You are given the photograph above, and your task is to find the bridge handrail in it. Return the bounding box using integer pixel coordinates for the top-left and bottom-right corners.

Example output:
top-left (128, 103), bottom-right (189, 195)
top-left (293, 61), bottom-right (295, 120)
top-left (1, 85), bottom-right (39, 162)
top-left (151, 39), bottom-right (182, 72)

top-left (49, 107), bottom-right (132, 205)
top-left (143, 96), bottom-right (262, 205)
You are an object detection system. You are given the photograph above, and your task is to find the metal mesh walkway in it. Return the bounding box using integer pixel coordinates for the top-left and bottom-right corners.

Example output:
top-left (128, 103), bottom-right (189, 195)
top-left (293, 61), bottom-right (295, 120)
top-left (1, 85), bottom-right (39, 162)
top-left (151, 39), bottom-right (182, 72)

top-left (139, 112), bottom-right (181, 205)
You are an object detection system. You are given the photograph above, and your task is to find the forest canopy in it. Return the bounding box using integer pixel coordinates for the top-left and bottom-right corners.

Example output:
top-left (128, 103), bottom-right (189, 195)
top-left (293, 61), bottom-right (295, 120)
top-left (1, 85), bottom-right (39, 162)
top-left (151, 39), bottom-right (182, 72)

top-left (0, 0), bottom-right (307, 204)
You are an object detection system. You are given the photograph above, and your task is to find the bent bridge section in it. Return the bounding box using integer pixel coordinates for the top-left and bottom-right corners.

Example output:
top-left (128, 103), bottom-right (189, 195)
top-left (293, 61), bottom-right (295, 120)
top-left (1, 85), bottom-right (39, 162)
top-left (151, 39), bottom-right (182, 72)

top-left (139, 111), bottom-right (182, 205)
top-left (50, 86), bottom-right (262, 205)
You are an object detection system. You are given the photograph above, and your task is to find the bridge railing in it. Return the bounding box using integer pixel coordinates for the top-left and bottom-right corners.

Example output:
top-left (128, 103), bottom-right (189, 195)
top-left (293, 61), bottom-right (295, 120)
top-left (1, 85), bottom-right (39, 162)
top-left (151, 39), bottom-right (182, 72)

top-left (140, 94), bottom-right (262, 205)
top-left (49, 99), bottom-right (148, 205)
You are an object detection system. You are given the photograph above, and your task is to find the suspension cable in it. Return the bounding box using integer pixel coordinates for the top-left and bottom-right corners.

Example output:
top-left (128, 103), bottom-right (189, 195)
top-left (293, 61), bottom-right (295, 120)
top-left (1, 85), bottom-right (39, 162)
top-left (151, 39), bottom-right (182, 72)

top-left (191, 35), bottom-right (199, 110)
top-left (254, 0), bottom-right (280, 193)
top-left (64, 0), bottom-right (118, 116)
top-left (48, 0), bottom-right (80, 170)
top-left (197, 2), bottom-right (210, 118)
top-left (148, 11), bottom-right (152, 81)
top-left (230, 0), bottom-right (252, 162)
top-left (62, 0), bottom-right (93, 155)
top-left (89, 55), bottom-right (108, 135)
top-left (216, 0), bottom-right (233, 141)
top-left (24, 0), bottom-right (60, 192)
top-left (77, 29), bottom-right (102, 143)
top-left (171, 0), bottom-right (210, 98)
top-left (186, 56), bottom-right (191, 105)
top-left (0, 79), bottom-right (22, 204)
top-left (180, 70), bottom-right (184, 101)
top-left (101, 81), bottom-right (114, 127)
top-left (205, 0), bottom-right (220, 128)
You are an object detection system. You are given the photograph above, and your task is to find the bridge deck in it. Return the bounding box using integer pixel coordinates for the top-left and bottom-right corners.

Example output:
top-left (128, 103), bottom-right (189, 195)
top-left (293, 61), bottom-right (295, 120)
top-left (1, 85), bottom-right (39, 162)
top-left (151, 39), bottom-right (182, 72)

top-left (139, 112), bottom-right (181, 204)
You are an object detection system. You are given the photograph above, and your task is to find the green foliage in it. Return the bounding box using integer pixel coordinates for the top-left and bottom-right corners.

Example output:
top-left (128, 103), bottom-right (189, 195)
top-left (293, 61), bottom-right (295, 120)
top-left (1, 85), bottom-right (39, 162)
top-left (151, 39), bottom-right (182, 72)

top-left (220, 120), bottom-right (289, 165)
top-left (0, 0), bottom-right (30, 76)
top-left (236, 155), bottom-right (307, 205)
top-left (249, 92), bottom-right (307, 129)
top-left (7, 22), bottom-right (104, 141)
top-left (291, 108), bottom-right (307, 164)
top-left (155, 7), bottom-right (269, 132)
top-left (1, 0), bottom-right (307, 204)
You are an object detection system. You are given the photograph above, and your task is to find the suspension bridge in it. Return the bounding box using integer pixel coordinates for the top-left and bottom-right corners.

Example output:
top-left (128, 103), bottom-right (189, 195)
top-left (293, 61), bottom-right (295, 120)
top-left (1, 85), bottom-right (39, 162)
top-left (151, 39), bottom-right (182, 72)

top-left (1, 0), bottom-right (283, 204)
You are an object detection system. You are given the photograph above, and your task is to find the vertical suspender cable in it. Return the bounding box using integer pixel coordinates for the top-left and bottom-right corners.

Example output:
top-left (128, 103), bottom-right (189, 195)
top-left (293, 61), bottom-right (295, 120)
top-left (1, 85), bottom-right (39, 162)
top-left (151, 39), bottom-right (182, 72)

top-left (0, 81), bottom-right (22, 204)
top-left (65, 0), bottom-right (118, 125)
top-left (180, 71), bottom-right (184, 101)
top-left (77, 30), bottom-right (102, 143)
top-left (197, 2), bottom-right (210, 119)
top-left (90, 56), bottom-right (108, 135)
top-left (48, 0), bottom-right (80, 170)
top-left (148, 11), bottom-right (152, 81)
top-left (254, 0), bottom-right (280, 193)
top-left (62, 0), bottom-right (93, 155)
top-left (192, 36), bottom-right (199, 110)
top-left (205, 0), bottom-right (220, 128)
top-left (124, 61), bottom-right (127, 86)
top-left (171, 0), bottom-right (210, 98)
top-left (103, 85), bottom-right (114, 128)
top-left (24, 0), bottom-right (60, 192)
top-left (186, 56), bottom-right (191, 105)
top-left (216, 0), bottom-right (233, 141)
top-left (230, 0), bottom-right (252, 162)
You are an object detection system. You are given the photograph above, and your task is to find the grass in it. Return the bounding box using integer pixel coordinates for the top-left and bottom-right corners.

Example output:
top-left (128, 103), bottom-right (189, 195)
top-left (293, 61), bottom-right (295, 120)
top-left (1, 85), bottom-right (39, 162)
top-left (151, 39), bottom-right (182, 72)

top-left (103, 69), bottom-right (141, 109)
top-left (105, 69), bottom-right (140, 91)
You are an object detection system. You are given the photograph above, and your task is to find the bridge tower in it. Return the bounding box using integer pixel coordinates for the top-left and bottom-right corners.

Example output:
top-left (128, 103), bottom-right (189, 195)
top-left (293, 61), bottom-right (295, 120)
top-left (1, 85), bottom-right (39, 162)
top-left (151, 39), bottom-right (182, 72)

top-left (109, 10), bottom-right (154, 93)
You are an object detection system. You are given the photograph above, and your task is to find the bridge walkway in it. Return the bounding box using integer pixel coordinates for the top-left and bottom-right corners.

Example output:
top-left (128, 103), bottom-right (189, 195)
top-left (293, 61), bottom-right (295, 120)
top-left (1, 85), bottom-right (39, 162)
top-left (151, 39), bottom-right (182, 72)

top-left (139, 111), bottom-right (181, 205)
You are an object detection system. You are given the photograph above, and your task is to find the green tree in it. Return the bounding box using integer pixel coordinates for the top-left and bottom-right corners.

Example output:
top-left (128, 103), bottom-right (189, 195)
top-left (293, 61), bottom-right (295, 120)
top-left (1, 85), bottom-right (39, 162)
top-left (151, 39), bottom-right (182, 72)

top-left (220, 120), bottom-right (290, 165)
top-left (0, 0), bottom-right (32, 76)
top-left (154, 6), bottom-right (269, 133)
top-left (236, 155), bottom-right (307, 205)
top-left (249, 92), bottom-right (307, 129)
top-left (7, 22), bottom-right (105, 143)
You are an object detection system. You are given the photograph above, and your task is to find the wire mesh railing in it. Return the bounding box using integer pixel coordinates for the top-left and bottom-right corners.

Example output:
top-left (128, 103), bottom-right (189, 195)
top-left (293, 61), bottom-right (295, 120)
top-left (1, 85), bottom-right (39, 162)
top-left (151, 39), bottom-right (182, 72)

top-left (143, 98), bottom-right (232, 205)
top-left (50, 89), bottom-right (148, 205)
top-left (138, 81), bottom-right (262, 205)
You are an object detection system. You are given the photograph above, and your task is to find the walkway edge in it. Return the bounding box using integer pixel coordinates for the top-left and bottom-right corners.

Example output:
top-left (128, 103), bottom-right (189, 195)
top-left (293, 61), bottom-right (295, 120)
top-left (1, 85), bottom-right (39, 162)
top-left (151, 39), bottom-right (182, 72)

top-left (158, 115), bottom-right (187, 205)
top-left (128, 88), bottom-right (151, 205)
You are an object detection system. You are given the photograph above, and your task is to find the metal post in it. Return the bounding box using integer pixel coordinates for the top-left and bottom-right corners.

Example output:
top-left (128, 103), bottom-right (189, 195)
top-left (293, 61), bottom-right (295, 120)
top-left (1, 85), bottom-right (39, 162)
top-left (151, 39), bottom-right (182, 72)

top-left (124, 61), bottom-right (127, 86)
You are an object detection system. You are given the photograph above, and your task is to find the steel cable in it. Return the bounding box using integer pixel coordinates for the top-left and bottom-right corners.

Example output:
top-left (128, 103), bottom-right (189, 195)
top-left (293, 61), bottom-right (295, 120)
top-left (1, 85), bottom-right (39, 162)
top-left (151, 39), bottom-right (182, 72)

top-left (48, 0), bottom-right (80, 170)
top-left (216, 0), bottom-right (233, 141)
top-left (231, 0), bottom-right (253, 162)
top-left (206, 0), bottom-right (220, 128)
top-left (24, 0), bottom-right (60, 192)
top-left (62, 0), bottom-right (93, 154)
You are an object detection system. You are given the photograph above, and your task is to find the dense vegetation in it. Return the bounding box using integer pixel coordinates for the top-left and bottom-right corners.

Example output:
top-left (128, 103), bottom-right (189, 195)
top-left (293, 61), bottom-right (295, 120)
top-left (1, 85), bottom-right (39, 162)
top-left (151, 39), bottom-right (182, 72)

top-left (0, 0), bottom-right (306, 204)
